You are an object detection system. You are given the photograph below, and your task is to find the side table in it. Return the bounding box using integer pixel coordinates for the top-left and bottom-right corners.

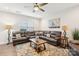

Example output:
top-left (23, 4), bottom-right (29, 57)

top-left (60, 36), bottom-right (68, 48)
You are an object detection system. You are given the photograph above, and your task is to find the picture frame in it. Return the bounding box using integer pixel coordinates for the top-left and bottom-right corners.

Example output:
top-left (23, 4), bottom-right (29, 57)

top-left (48, 18), bottom-right (60, 28)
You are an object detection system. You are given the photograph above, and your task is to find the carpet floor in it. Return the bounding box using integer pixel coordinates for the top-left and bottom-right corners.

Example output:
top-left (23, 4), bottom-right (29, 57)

top-left (15, 42), bottom-right (72, 56)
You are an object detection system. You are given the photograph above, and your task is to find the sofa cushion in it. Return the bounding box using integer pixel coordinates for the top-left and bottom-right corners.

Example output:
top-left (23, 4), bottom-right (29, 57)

top-left (46, 34), bottom-right (50, 37)
top-left (51, 31), bottom-right (61, 37)
top-left (16, 34), bottom-right (21, 39)
top-left (27, 32), bottom-right (35, 36)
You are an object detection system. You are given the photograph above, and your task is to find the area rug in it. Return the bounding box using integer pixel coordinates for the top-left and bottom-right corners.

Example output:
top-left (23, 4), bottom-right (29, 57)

top-left (15, 42), bottom-right (72, 56)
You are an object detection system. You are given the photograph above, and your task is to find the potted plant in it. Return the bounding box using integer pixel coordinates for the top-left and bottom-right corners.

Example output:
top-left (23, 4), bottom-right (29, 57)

top-left (72, 29), bottom-right (79, 44)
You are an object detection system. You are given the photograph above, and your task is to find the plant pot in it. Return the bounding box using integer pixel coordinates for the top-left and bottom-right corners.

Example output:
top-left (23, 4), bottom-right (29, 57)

top-left (71, 40), bottom-right (79, 45)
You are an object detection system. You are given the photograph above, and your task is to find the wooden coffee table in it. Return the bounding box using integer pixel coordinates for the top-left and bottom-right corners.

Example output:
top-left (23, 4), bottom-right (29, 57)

top-left (29, 38), bottom-right (47, 52)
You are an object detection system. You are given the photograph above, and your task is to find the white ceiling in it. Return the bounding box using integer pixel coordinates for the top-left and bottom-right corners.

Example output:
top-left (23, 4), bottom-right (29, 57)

top-left (0, 3), bottom-right (79, 19)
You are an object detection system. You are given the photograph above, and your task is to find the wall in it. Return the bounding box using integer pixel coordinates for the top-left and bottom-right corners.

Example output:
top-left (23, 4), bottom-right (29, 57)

top-left (0, 11), bottom-right (40, 45)
top-left (40, 5), bottom-right (79, 40)
top-left (1, 5), bottom-right (79, 44)
top-left (40, 17), bottom-right (62, 31)
top-left (59, 6), bottom-right (79, 40)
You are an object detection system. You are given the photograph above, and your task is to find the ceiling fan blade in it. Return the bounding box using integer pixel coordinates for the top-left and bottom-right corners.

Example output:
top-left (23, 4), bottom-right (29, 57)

top-left (38, 7), bottom-right (45, 12)
top-left (39, 3), bottom-right (48, 7)
top-left (33, 3), bottom-right (46, 12)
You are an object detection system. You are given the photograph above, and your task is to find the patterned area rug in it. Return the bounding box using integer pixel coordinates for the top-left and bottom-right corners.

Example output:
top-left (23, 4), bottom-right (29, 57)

top-left (15, 42), bottom-right (72, 56)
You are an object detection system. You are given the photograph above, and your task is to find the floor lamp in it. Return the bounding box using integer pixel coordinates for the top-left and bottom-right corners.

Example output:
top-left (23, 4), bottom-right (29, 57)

top-left (62, 25), bottom-right (68, 38)
top-left (5, 25), bottom-right (13, 45)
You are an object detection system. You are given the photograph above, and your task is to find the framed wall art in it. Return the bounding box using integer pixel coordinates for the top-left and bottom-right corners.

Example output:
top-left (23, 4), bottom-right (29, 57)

top-left (48, 18), bottom-right (60, 28)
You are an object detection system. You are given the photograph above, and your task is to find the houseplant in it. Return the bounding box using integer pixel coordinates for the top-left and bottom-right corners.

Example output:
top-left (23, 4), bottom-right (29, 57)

top-left (72, 29), bottom-right (79, 44)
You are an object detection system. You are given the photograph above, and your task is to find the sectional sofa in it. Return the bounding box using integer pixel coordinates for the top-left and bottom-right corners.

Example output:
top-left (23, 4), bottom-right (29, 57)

top-left (12, 31), bottom-right (62, 46)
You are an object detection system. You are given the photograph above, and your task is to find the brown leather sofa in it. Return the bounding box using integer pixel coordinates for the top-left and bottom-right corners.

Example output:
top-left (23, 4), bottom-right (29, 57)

top-left (12, 31), bottom-right (35, 46)
top-left (39, 31), bottom-right (62, 46)
top-left (12, 31), bottom-right (62, 46)
top-left (69, 42), bottom-right (79, 56)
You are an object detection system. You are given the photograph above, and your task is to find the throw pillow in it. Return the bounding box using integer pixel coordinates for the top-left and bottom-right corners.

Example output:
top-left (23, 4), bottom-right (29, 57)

top-left (46, 34), bottom-right (50, 37)
top-left (16, 34), bottom-right (21, 39)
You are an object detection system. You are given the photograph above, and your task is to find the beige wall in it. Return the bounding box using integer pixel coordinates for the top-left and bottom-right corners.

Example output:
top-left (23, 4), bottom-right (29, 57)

top-left (40, 5), bottom-right (79, 40)
top-left (0, 11), bottom-right (40, 44)
top-left (0, 5), bottom-right (79, 44)
top-left (60, 6), bottom-right (79, 40)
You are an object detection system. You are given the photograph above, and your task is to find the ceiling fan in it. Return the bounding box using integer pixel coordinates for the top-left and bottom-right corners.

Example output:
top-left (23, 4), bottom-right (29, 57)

top-left (24, 3), bottom-right (48, 12)
top-left (33, 3), bottom-right (48, 12)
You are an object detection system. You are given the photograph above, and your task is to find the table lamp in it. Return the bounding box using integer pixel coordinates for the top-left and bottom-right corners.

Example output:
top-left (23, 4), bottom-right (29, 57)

top-left (5, 25), bottom-right (13, 44)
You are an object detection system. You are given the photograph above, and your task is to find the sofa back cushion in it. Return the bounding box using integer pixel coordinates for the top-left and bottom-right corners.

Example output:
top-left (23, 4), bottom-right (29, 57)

top-left (27, 32), bottom-right (35, 36)
top-left (51, 31), bottom-right (61, 37)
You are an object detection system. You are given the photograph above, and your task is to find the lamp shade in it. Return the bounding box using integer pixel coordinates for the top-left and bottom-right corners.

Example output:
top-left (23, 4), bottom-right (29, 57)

top-left (4, 25), bottom-right (13, 30)
top-left (62, 25), bottom-right (68, 31)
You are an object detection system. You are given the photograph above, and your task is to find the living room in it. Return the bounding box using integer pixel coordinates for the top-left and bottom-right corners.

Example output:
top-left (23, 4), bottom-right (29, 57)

top-left (0, 3), bottom-right (79, 56)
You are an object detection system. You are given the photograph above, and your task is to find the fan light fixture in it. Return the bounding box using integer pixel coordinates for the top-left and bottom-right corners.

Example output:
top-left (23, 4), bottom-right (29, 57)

top-left (34, 7), bottom-right (39, 11)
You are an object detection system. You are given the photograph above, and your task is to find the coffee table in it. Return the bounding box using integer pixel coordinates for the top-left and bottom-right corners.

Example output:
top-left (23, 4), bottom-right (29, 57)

top-left (29, 38), bottom-right (47, 52)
